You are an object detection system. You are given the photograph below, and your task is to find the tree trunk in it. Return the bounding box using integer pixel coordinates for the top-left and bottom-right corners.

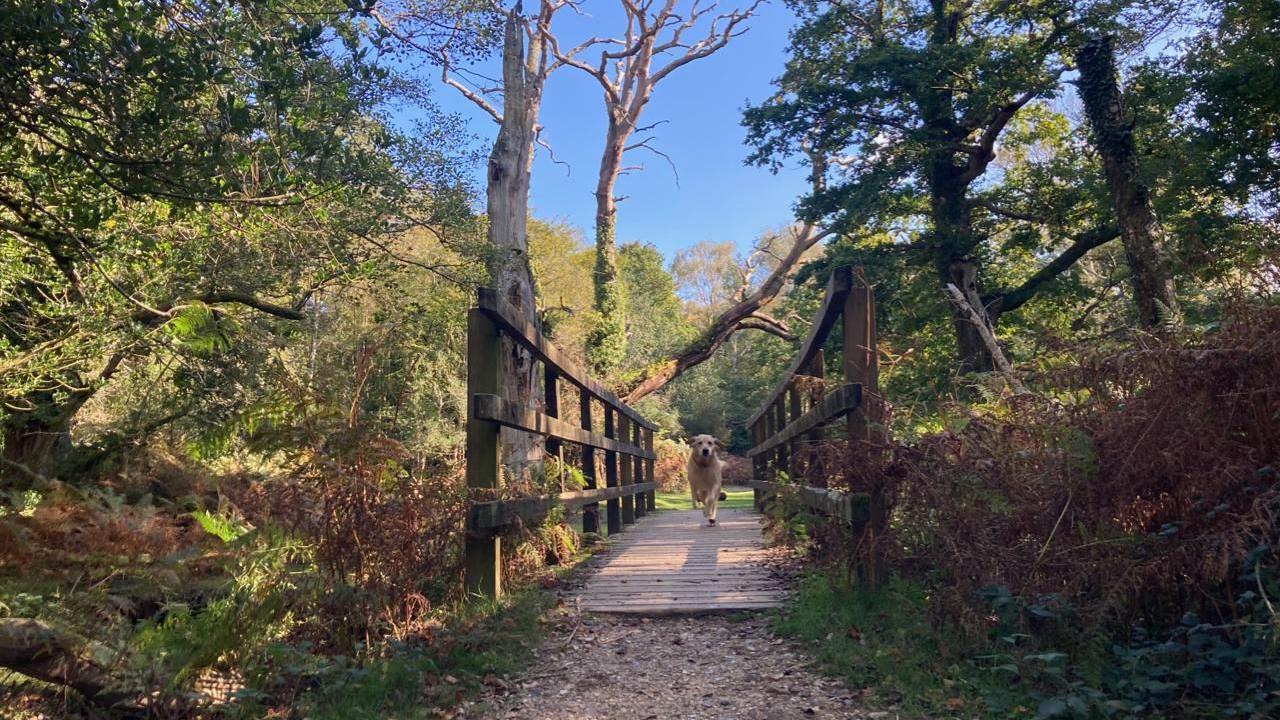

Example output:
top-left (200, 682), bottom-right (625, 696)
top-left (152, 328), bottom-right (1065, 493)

top-left (1076, 34), bottom-right (1179, 329)
top-left (0, 618), bottom-right (139, 711)
top-left (928, 162), bottom-right (996, 374)
top-left (486, 9), bottom-right (543, 475)
top-left (587, 115), bottom-right (629, 374)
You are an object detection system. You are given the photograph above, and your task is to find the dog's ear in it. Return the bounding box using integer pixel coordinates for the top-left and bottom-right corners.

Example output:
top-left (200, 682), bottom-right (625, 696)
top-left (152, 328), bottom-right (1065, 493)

top-left (714, 437), bottom-right (725, 450)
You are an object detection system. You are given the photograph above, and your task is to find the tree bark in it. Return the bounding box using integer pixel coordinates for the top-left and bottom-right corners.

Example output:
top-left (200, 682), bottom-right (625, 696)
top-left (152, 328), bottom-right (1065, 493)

top-left (485, 7), bottom-right (546, 475)
top-left (927, 155), bottom-right (996, 374)
top-left (0, 618), bottom-right (139, 711)
top-left (1076, 34), bottom-right (1179, 329)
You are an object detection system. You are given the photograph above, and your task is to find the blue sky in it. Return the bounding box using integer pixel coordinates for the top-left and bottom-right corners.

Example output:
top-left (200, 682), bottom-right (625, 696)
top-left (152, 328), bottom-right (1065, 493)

top-left (428, 1), bottom-right (809, 259)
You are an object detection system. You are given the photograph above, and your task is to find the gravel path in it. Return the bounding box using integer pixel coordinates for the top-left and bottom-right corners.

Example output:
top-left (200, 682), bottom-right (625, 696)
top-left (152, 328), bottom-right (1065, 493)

top-left (461, 612), bottom-right (874, 720)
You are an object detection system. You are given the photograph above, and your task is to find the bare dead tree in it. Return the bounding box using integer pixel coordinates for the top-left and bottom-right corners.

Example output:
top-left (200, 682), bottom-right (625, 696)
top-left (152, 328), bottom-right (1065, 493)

top-left (390, 0), bottom-right (575, 471)
top-left (547, 0), bottom-right (764, 372)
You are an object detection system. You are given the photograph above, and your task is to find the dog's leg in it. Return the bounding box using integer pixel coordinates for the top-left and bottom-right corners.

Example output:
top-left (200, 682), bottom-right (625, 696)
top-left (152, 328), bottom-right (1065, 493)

top-left (706, 485), bottom-right (720, 526)
top-left (690, 484), bottom-right (700, 509)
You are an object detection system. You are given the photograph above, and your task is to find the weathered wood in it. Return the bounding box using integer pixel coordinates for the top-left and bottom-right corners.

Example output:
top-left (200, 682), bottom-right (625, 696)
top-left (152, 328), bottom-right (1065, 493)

top-left (746, 385), bottom-right (861, 458)
top-left (643, 428), bottom-right (656, 511)
top-left (843, 272), bottom-right (878, 443)
top-left (805, 350), bottom-right (826, 486)
top-left (469, 482), bottom-right (658, 532)
top-left (472, 395), bottom-right (654, 459)
top-left (544, 366), bottom-right (562, 490)
top-left (632, 422), bottom-right (646, 518)
top-left (744, 480), bottom-right (870, 526)
top-left (465, 309), bottom-right (502, 597)
top-left (746, 267), bottom-right (854, 427)
top-left (477, 288), bottom-right (656, 430)
top-left (620, 413), bottom-right (635, 525)
top-left (774, 398), bottom-right (789, 478)
top-left (580, 388), bottom-right (599, 534)
top-left (0, 618), bottom-right (140, 710)
top-left (570, 510), bottom-right (785, 614)
top-left (604, 406), bottom-right (621, 534)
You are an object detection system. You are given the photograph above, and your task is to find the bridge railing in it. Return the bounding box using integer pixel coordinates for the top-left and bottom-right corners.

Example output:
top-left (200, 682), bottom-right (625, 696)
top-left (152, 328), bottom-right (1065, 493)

top-left (465, 288), bottom-right (658, 597)
top-left (744, 266), bottom-right (886, 580)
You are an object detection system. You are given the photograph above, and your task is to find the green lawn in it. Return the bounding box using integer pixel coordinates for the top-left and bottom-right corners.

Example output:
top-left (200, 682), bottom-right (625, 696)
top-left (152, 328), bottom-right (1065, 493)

top-left (654, 487), bottom-right (754, 511)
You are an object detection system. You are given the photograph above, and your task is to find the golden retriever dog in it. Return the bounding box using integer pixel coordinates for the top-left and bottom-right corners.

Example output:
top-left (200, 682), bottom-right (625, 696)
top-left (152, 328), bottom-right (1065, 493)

top-left (687, 434), bottom-right (727, 526)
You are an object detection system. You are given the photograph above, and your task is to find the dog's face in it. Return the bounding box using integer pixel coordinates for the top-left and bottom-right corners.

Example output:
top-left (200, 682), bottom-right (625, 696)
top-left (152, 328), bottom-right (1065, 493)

top-left (689, 434), bottom-right (720, 462)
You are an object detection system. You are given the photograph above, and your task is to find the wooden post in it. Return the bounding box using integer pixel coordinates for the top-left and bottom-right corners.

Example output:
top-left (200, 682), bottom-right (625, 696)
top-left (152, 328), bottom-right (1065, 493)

top-left (544, 367), bottom-right (562, 490)
top-left (788, 383), bottom-right (801, 479)
top-left (644, 428), bottom-right (656, 511)
top-left (465, 309), bottom-right (502, 597)
top-left (632, 421), bottom-right (646, 518)
top-left (843, 270), bottom-right (879, 444)
top-left (620, 414), bottom-right (635, 525)
top-left (807, 349), bottom-right (826, 487)
top-left (751, 420), bottom-right (765, 509)
top-left (580, 388), bottom-right (599, 535)
top-left (774, 398), bottom-right (789, 480)
top-left (763, 407), bottom-right (776, 481)
top-left (604, 407), bottom-right (621, 535)
top-left (841, 268), bottom-right (885, 586)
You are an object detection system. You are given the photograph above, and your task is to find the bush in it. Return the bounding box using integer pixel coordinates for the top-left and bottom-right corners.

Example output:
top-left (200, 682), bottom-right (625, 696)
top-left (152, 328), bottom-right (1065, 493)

top-left (785, 304), bottom-right (1280, 718)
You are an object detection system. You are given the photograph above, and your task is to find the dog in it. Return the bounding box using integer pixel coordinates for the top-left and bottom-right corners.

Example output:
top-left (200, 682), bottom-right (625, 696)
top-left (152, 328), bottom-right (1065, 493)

top-left (686, 434), bottom-right (727, 526)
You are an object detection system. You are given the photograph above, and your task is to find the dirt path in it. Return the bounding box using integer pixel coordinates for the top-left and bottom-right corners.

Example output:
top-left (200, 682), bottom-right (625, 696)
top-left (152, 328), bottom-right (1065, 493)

top-left (461, 612), bottom-right (872, 719)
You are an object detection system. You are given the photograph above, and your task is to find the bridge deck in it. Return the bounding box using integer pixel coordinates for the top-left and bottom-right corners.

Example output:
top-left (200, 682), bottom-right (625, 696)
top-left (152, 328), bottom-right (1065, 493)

top-left (569, 508), bottom-right (786, 614)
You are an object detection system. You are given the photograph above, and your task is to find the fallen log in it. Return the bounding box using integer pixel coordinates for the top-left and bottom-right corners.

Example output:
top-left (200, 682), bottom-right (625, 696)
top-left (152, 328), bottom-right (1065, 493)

top-left (0, 617), bottom-right (139, 711)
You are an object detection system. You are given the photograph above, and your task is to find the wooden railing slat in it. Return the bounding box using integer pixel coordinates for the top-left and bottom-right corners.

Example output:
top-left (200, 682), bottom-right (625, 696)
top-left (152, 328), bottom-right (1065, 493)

top-left (744, 480), bottom-right (870, 526)
top-left (473, 394), bottom-right (655, 459)
top-left (746, 384), bottom-right (861, 458)
top-left (469, 482), bottom-right (659, 532)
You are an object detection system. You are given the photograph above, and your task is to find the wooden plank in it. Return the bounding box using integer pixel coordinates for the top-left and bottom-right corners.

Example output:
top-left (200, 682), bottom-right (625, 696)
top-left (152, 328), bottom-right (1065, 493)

top-left (569, 509), bottom-right (785, 614)
top-left (746, 267), bottom-right (853, 427)
top-left (746, 384), bottom-right (861, 458)
top-left (473, 394), bottom-right (654, 459)
top-left (469, 482), bottom-right (658, 532)
top-left (744, 480), bottom-right (870, 525)
top-left (476, 288), bottom-right (656, 431)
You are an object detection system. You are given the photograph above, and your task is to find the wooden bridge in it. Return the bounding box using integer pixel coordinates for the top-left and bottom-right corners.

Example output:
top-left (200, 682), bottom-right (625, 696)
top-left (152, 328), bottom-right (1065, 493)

top-left (463, 266), bottom-right (883, 612)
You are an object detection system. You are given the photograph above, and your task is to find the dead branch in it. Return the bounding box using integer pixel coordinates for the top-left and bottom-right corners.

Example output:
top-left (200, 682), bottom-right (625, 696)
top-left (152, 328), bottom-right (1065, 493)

top-left (944, 283), bottom-right (1027, 392)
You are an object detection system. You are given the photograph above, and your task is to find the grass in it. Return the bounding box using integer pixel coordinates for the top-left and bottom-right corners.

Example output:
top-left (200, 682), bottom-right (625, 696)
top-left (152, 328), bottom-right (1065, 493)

top-left (300, 588), bottom-right (552, 720)
top-left (774, 572), bottom-right (1025, 719)
top-left (654, 487), bottom-right (754, 511)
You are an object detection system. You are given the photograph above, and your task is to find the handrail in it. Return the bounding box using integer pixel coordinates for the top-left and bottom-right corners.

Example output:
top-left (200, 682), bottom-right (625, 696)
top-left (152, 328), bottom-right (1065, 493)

top-left (746, 267), bottom-right (854, 427)
top-left (742, 266), bottom-right (885, 582)
top-left (476, 288), bottom-right (657, 431)
top-left (465, 288), bottom-right (659, 597)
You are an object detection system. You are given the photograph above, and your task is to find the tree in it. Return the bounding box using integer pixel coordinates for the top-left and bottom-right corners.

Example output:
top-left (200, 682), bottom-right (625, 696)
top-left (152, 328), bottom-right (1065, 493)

top-left (432, 2), bottom-right (573, 471)
top-left (0, 0), bottom-right (478, 481)
top-left (549, 0), bottom-right (762, 373)
top-left (1076, 34), bottom-right (1179, 328)
top-left (744, 0), bottom-right (1136, 373)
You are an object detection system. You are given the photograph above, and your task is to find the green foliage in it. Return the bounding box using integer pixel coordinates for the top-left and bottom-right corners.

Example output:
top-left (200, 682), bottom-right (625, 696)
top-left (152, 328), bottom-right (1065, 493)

top-left (130, 527), bottom-right (312, 688)
top-left (587, 225), bottom-right (628, 374)
top-left (777, 574), bottom-right (1005, 716)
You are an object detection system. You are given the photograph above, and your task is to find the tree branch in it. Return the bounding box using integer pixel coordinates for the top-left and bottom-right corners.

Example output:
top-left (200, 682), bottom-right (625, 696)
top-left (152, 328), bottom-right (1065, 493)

top-left (990, 224), bottom-right (1121, 315)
